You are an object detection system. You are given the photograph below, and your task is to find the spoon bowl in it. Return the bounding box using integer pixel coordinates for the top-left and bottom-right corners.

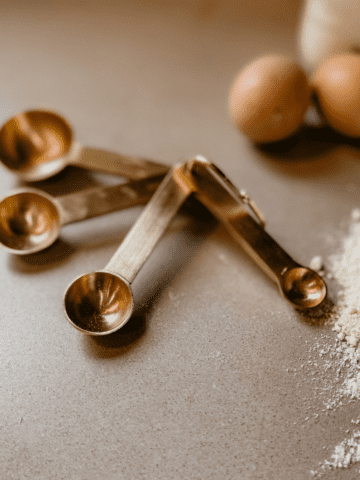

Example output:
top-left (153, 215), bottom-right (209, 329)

top-left (281, 267), bottom-right (327, 309)
top-left (64, 271), bottom-right (134, 335)
top-left (0, 189), bottom-right (61, 254)
top-left (0, 110), bottom-right (73, 180)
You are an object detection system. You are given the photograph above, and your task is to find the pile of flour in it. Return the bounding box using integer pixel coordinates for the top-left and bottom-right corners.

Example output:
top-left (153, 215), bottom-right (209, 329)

top-left (309, 209), bottom-right (360, 476)
top-left (330, 209), bottom-right (360, 348)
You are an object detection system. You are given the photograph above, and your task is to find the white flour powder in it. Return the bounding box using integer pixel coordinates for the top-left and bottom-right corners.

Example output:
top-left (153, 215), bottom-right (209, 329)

top-left (300, 210), bottom-right (360, 476)
top-left (331, 210), bottom-right (360, 348)
top-left (294, 337), bottom-right (360, 477)
top-left (312, 432), bottom-right (360, 475)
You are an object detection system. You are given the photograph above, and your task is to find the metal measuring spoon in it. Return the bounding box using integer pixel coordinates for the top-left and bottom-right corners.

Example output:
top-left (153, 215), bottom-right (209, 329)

top-left (0, 175), bottom-right (165, 255)
top-left (64, 166), bottom-right (191, 335)
top-left (177, 156), bottom-right (327, 309)
top-left (0, 110), bottom-right (168, 181)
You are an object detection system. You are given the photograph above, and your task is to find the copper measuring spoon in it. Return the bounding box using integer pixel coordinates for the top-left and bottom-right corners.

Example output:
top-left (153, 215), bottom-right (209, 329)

top-left (64, 166), bottom-right (191, 335)
top-left (177, 155), bottom-right (327, 309)
top-left (0, 110), bottom-right (168, 181)
top-left (0, 175), bottom-right (165, 255)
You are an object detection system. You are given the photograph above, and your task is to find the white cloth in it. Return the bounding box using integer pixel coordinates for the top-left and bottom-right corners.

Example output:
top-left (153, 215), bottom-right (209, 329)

top-left (299, 0), bottom-right (360, 71)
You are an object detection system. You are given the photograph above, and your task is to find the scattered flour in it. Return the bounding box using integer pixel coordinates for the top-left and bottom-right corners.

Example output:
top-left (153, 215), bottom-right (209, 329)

top-left (301, 210), bottom-right (360, 476)
top-left (311, 432), bottom-right (360, 476)
top-left (309, 255), bottom-right (324, 273)
top-left (330, 219), bottom-right (360, 348)
top-left (300, 338), bottom-right (360, 477)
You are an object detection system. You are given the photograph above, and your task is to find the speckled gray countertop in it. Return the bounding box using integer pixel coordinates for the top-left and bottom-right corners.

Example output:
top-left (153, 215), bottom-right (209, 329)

top-left (1, 1), bottom-right (360, 479)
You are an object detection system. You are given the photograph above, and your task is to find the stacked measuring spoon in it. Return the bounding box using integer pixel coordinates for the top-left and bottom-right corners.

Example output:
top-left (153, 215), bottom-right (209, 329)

top-left (0, 111), bottom-right (327, 336)
top-left (0, 110), bottom-right (170, 254)
top-left (63, 156), bottom-right (327, 336)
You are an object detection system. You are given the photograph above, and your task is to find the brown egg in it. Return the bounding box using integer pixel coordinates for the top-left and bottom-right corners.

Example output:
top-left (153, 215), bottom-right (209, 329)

top-left (311, 53), bottom-right (360, 137)
top-left (228, 55), bottom-right (310, 143)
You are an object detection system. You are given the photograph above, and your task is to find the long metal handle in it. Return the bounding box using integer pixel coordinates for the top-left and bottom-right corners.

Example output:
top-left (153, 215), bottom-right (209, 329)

top-left (105, 168), bottom-right (190, 284)
top-left (56, 175), bottom-right (166, 225)
top-left (181, 158), bottom-right (299, 283)
top-left (69, 146), bottom-right (169, 180)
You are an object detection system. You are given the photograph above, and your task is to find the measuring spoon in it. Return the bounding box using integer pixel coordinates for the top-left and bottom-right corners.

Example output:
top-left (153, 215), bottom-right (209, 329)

top-left (176, 156), bottom-right (327, 309)
top-left (0, 175), bottom-right (165, 255)
top-left (0, 110), bottom-right (168, 181)
top-left (64, 166), bottom-right (191, 335)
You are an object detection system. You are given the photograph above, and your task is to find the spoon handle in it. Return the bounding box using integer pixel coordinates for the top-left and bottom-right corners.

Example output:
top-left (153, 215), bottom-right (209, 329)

top-left (69, 145), bottom-right (169, 180)
top-left (179, 157), bottom-right (299, 283)
top-left (56, 175), bottom-right (166, 225)
top-left (105, 167), bottom-right (190, 284)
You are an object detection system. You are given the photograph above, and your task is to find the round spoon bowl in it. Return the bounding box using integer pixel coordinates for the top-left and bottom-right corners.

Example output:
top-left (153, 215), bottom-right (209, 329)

top-left (0, 110), bottom-right (73, 181)
top-left (0, 189), bottom-right (61, 254)
top-left (281, 266), bottom-right (327, 309)
top-left (64, 271), bottom-right (134, 335)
